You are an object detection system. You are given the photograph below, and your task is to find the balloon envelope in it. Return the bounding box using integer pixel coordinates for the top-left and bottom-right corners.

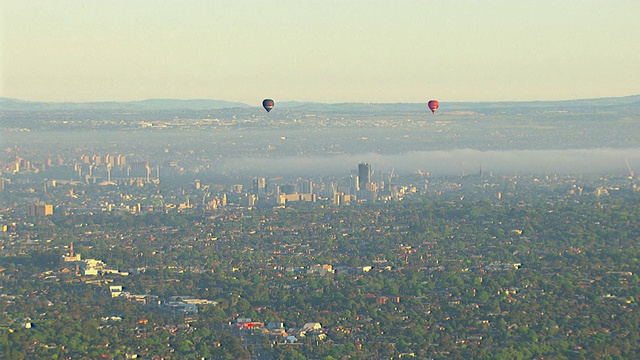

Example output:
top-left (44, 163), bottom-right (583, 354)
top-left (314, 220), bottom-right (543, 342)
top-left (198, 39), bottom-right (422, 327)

top-left (262, 99), bottom-right (275, 112)
top-left (428, 100), bottom-right (439, 114)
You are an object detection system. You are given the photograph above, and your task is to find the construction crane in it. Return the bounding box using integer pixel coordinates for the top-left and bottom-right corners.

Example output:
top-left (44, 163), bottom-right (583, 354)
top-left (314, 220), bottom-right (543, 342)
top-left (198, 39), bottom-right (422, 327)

top-left (625, 159), bottom-right (635, 180)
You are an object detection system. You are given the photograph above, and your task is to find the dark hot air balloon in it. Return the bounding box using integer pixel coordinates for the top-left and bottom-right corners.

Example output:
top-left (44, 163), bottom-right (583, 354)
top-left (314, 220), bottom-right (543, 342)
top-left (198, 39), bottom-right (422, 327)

top-left (428, 100), bottom-right (439, 114)
top-left (262, 99), bottom-right (274, 112)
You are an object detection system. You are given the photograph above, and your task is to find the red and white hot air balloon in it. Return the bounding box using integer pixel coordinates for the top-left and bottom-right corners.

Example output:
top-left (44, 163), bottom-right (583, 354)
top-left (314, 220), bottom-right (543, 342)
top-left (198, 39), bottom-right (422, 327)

top-left (428, 100), bottom-right (439, 114)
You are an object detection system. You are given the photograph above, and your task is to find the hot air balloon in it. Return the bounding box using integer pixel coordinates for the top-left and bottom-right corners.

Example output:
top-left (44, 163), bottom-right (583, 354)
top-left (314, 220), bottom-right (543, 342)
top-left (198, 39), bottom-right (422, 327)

top-left (262, 99), bottom-right (274, 112)
top-left (428, 100), bottom-right (439, 114)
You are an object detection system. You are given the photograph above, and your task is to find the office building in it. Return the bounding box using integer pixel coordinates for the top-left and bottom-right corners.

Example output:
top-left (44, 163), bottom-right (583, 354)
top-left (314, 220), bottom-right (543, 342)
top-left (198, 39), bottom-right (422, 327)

top-left (253, 177), bottom-right (267, 196)
top-left (28, 202), bottom-right (54, 216)
top-left (300, 180), bottom-right (314, 194)
top-left (358, 163), bottom-right (372, 191)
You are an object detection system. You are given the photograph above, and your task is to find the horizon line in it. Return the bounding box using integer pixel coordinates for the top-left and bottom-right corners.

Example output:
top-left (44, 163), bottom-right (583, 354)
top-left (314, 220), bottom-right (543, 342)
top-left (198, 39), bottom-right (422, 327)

top-left (2, 93), bottom-right (639, 106)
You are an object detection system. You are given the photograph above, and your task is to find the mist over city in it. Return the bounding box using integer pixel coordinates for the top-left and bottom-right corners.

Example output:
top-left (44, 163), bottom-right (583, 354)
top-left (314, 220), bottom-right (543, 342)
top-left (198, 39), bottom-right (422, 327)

top-left (220, 148), bottom-right (640, 178)
top-left (3, 95), bottom-right (640, 181)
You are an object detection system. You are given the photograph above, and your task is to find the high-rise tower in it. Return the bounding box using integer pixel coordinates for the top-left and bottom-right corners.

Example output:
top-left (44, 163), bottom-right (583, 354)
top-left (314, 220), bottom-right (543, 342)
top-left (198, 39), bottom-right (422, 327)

top-left (358, 163), bottom-right (372, 191)
top-left (253, 177), bottom-right (267, 197)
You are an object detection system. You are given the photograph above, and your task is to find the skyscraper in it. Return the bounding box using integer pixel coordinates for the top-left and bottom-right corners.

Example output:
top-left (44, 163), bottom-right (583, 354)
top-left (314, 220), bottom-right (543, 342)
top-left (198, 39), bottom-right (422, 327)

top-left (253, 177), bottom-right (267, 196)
top-left (105, 154), bottom-right (115, 166)
top-left (358, 163), bottom-right (371, 191)
top-left (300, 180), bottom-right (313, 194)
top-left (129, 162), bottom-right (151, 181)
top-left (28, 202), bottom-right (54, 216)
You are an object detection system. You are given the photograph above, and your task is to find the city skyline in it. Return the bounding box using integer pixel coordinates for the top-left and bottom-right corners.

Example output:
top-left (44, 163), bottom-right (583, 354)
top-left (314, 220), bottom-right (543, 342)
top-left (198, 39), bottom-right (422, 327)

top-left (2, 1), bottom-right (639, 104)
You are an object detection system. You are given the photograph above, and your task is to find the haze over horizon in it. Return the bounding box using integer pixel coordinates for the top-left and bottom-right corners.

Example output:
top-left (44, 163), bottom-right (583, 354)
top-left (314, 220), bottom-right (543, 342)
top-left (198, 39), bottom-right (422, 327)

top-left (2, 1), bottom-right (639, 104)
top-left (2, 2), bottom-right (639, 178)
top-left (2, 93), bottom-right (640, 107)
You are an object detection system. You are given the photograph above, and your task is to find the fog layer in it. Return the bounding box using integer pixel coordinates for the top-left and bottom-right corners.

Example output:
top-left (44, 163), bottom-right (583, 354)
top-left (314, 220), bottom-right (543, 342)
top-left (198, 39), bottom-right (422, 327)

top-left (221, 148), bottom-right (640, 177)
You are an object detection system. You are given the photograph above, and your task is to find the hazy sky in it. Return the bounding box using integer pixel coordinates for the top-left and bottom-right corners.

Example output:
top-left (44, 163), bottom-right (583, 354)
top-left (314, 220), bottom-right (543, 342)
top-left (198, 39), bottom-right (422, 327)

top-left (1, 1), bottom-right (639, 104)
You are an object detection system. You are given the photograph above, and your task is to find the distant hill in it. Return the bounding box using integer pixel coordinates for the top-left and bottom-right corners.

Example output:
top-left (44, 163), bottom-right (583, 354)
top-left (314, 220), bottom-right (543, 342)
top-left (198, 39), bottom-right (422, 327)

top-left (277, 95), bottom-right (640, 114)
top-left (1, 95), bottom-right (639, 113)
top-left (0, 98), bottom-right (251, 111)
